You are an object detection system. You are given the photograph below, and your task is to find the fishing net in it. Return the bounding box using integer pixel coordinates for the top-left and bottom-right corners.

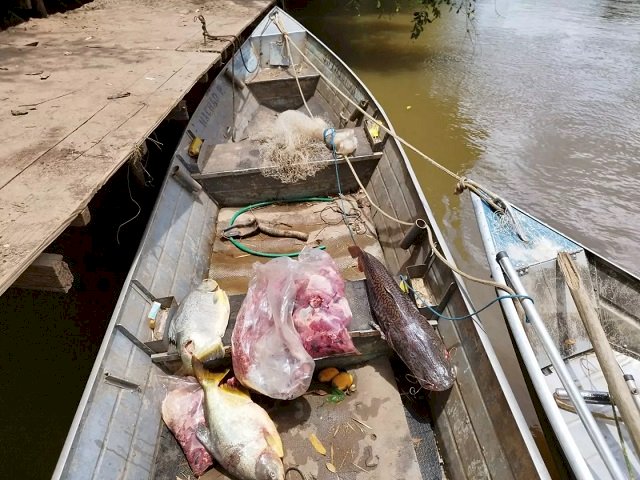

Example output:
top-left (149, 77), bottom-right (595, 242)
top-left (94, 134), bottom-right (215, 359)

top-left (488, 209), bottom-right (640, 363)
top-left (253, 110), bottom-right (329, 183)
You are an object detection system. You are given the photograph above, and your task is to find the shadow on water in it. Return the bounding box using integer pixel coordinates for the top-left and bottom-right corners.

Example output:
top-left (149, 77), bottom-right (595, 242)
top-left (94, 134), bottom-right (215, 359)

top-left (0, 119), bottom-right (183, 479)
top-left (291, 12), bottom-right (454, 73)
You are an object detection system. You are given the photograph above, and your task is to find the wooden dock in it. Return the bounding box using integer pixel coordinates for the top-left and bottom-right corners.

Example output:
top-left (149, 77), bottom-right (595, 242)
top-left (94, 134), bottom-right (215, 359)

top-left (0, 0), bottom-right (273, 295)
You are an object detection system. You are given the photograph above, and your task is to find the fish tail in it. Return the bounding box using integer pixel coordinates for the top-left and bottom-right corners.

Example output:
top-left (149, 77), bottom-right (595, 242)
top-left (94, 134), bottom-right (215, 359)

top-left (348, 245), bottom-right (364, 272)
top-left (192, 357), bottom-right (229, 387)
top-left (219, 382), bottom-right (251, 399)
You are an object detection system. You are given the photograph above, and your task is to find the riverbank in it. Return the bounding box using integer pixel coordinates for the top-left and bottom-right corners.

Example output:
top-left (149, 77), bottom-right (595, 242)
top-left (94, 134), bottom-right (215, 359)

top-left (0, 1), bottom-right (273, 477)
top-left (0, 0), bottom-right (272, 296)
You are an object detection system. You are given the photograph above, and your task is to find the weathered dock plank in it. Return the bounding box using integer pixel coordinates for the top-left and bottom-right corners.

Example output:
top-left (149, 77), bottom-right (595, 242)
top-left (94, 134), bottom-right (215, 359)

top-left (0, 0), bottom-right (273, 295)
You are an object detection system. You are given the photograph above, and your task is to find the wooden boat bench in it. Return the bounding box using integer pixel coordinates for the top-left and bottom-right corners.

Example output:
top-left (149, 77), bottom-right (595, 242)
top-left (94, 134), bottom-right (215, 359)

top-left (245, 64), bottom-right (320, 111)
top-left (149, 279), bottom-right (389, 374)
top-left (193, 127), bottom-right (382, 207)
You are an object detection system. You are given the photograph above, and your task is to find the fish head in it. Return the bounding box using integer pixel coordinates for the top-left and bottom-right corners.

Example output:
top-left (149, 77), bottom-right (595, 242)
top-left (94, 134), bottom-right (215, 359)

top-left (421, 351), bottom-right (456, 392)
top-left (255, 450), bottom-right (284, 480)
top-left (430, 362), bottom-right (456, 392)
top-left (198, 278), bottom-right (220, 292)
top-left (181, 330), bottom-right (225, 366)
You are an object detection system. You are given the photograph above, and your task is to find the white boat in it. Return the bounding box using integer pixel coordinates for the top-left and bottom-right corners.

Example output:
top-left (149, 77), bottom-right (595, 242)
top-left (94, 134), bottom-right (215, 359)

top-left (473, 192), bottom-right (640, 479)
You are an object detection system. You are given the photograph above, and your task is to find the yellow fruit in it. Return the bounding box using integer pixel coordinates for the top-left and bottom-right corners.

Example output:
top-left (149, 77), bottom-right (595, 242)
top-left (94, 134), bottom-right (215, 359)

top-left (318, 367), bottom-right (340, 383)
top-left (331, 372), bottom-right (354, 391)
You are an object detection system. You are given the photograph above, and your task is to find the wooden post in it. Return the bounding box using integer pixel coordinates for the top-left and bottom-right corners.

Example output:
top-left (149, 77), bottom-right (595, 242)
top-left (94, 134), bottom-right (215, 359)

top-left (12, 253), bottom-right (73, 293)
top-left (558, 252), bottom-right (640, 457)
top-left (33, 0), bottom-right (47, 18)
top-left (70, 207), bottom-right (91, 227)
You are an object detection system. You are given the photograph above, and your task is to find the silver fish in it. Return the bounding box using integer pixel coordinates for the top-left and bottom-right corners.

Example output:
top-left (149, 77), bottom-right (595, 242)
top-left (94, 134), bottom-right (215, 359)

top-left (193, 360), bottom-right (285, 480)
top-left (168, 279), bottom-right (230, 374)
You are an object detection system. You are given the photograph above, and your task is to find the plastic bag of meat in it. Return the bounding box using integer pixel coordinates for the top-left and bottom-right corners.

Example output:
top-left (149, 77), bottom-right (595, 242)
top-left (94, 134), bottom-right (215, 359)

top-left (293, 248), bottom-right (359, 358)
top-left (160, 376), bottom-right (213, 476)
top-left (232, 257), bottom-right (315, 400)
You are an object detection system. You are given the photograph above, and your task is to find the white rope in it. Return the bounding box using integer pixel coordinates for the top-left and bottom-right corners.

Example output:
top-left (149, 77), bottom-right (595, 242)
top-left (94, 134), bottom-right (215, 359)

top-left (271, 14), bottom-right (504, 205)
top-left (343, 154), bottom-right (413, 227)
top-left (283, 33), bottom-right (313, 117)
top-left (343, 153), bottom-right (518, 295)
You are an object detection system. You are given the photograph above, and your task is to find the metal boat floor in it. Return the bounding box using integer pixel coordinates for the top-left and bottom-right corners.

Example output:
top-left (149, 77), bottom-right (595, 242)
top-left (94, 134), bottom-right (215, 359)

top-left (208, 194), bottom-right (384, 295)
top-left (151, 357), bottom-right (425, 480)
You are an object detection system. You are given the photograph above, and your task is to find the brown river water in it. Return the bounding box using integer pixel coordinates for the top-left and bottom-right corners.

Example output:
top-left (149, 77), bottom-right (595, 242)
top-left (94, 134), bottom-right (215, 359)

top-left (291, 0), bottom-right (640, 464)
top-left (292, 0), bottom-right (640, 273)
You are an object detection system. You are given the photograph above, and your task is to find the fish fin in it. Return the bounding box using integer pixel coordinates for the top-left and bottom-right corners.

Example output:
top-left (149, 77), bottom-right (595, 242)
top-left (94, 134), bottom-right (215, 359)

top-left (348, 245), bottom-right (363, 271)
top-left (369, 320), bottom-right (387, 341)
top-left (196, 423), bottom-right (216, 454)
top-left (264, 430), bottom-right (284, 458)
top-left (214, 288), bottom-right (230, 308)
top-left (192, 357), bottom-right (229, 387)
top-left (219, 382), bottom-right (251, 399)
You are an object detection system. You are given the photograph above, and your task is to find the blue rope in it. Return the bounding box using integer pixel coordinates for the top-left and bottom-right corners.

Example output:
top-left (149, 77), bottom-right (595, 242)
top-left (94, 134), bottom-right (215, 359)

top-left (399, 275), bottom-right (533, 321)
top-left (238, 45), bottom-right (256, 73)
top-left (324, 127), bottom-right (357, 245)
top-left (323, 128), bottom-right (341, 195)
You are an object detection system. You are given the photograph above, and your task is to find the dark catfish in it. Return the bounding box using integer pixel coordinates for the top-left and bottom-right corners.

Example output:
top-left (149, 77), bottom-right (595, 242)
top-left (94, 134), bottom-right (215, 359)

top-left (349, 246), bottom-right (455, 391)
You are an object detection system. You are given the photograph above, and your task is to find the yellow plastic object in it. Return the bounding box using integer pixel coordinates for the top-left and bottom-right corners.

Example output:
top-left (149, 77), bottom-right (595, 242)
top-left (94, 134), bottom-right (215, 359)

top-left (188, 136), bottom-right (203, 158)
top-left (368, 122), bottom-right (380, 139)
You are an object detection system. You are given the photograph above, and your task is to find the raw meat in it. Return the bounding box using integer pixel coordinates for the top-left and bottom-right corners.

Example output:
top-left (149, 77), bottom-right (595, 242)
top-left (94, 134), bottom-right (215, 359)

top-left (161, 377), bottom-right (213, 476)
top-left (293, 248), bottom-right (358, 358)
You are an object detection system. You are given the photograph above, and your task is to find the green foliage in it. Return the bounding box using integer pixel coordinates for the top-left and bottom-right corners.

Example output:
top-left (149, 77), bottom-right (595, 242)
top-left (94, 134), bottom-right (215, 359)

top-left (347, 0), bottom-right (476, 38)
top-left (411, 0), bottom-right (476, 38)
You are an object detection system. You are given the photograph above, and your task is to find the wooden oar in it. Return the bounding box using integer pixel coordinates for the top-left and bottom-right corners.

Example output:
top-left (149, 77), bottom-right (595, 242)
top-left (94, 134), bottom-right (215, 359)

top-left (558, 251), bottom-right (640, 457)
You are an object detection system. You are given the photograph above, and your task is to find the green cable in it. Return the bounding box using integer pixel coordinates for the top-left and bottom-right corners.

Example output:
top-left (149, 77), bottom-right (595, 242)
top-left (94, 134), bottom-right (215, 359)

top-left (228, 197), bottom-right (333, 257)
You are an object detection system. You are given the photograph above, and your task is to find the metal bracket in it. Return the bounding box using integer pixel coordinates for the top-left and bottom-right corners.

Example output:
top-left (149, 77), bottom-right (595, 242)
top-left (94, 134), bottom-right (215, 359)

top-left (131, 279), bottom-right (156, 303)
top-left (426, 282), bottom-right (457, 322)
top-left (115, 324), bottom-right (155, 357)
top-left (103, 371), bottom-right (141, 392)
top-left (348, 99), bottom-right (369, 126)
